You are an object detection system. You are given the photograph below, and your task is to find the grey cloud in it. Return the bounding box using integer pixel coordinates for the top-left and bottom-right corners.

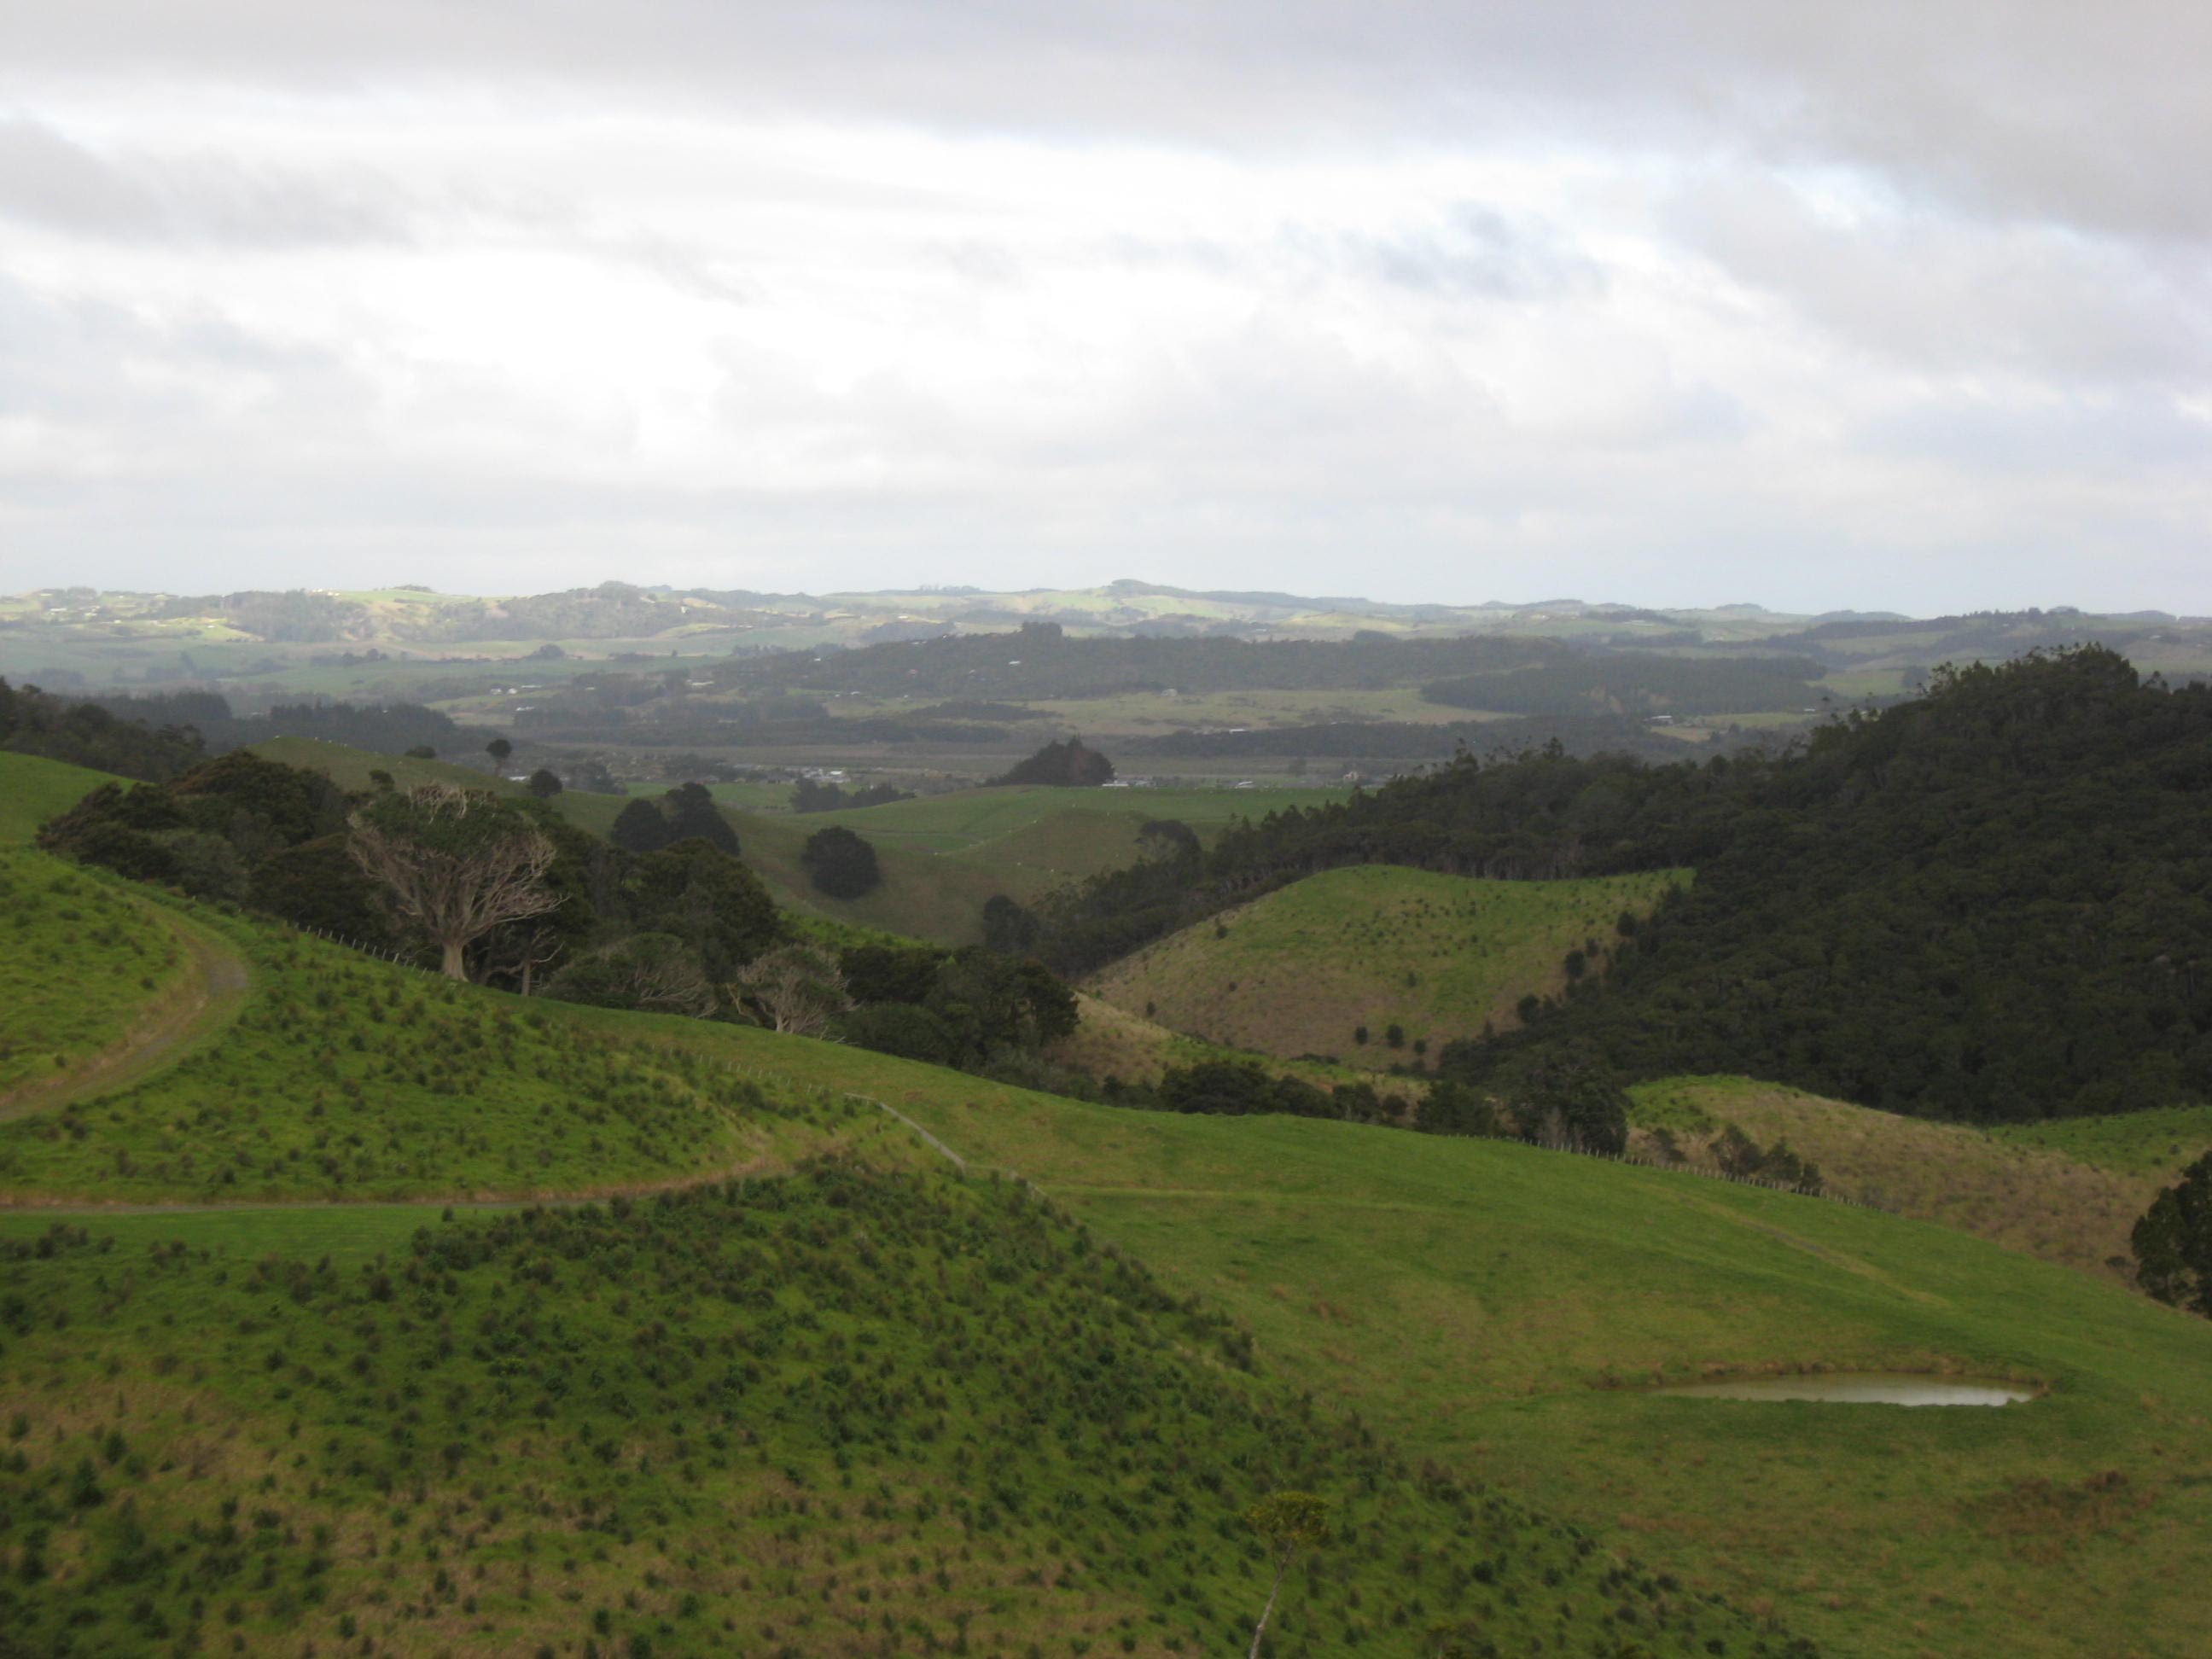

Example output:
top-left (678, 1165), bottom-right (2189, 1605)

top-left (4, 3), bottom-right (2209, 242)
top-left (0, 118), bottom-right (414, 247)
top-left (1673, 171), bottom-right (2212, 387)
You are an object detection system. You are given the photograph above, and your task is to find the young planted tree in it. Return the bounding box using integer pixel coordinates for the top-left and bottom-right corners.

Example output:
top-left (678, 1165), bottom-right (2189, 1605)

top-left (1243, 1491), bottom-right (1330, 1657)
top-left (728, 943), bottom-right (853, 1035)
top-left (347, 785), bottom-right (561, 980)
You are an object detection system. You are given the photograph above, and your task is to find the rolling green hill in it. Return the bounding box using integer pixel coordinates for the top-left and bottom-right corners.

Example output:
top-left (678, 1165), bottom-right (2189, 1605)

top-left (1627, 1076), bottom-right (2169, 1285)
top-left (880, 1079), bottom-right (2212, 1659)
top-left (0, 856), bottom-right (1796, 1656)
top-left (0, 894), bottom-right (866, 1205)
top-left (1089, 864), bottom-right (1687, 1068)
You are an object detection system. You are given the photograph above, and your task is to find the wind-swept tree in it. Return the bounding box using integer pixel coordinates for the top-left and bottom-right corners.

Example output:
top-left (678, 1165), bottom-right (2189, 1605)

top-left (347, 785), bottom-right (561, 979)
top-left (1243, 1491), bottom-right (1330, 1657)
top-left (728, 943), bottom-right (853, 1035)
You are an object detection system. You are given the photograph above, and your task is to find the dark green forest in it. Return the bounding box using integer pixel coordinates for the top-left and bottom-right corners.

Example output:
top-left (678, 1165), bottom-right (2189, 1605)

top-left (1042, 649), bottom-right (2212, 1123)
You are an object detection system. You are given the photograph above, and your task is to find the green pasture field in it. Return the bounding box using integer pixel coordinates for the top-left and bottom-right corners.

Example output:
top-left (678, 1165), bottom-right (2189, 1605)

top-left (1627, 1076), bottom-right (2167, 1285)
top-left (0, 849), bottom-right (189, 1099)
top-left (1090, 864), bottom-right (1688, 1068)
top-left (876, 1077), bottom-right (2212, 1659)
top-left (1990, 1106), bottom-right (2212, 1183)
top-left (0, 751), bottom-right (130, 841)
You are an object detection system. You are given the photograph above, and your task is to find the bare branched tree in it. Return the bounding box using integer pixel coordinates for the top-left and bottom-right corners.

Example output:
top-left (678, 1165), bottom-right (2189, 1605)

top-left (348, 785), bottom-right (561, 980)
top-left (727, 943), bottom-right (853, 1036)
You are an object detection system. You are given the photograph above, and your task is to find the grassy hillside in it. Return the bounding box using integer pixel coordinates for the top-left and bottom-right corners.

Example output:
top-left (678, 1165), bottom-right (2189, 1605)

top-left (0, 873), bottom-right (1792, 1656)
top-left (1990, 1106), bottom-right (2212, 1183)
top-left (0, 850), bottom-right (192, 1102)
top-left (3, 1170), bottom-right (1788, 1659)
top-left (0, 751), bottom-right (129, 842)
top-left (1627, 1076), bottom-right (2170, 1285)
top-left (1091, 864), bottom-right (1688, 1068)
top-left (876, 1081), bottom-right (2212, 1659)
top-left (0, 900), bottom-right (867, 1205)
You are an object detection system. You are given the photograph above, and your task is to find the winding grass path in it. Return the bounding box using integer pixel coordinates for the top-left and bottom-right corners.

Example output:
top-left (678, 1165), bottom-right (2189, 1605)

top-left (0, 912), bottom-right (249, 1122)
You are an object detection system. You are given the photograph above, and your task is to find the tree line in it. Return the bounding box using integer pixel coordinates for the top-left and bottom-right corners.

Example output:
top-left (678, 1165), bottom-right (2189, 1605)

top-left (1038, 648), bottom-right (2212, 1126)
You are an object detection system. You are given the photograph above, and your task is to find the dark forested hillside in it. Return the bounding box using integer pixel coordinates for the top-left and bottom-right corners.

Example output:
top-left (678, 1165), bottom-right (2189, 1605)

top-left (0, 678), bottom-right (207, 780)
top-left (1042, 649), bottom-right (2212, 1122)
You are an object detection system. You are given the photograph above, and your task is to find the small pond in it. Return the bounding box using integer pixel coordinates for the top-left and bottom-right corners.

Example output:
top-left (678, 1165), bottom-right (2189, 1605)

top-left (1655, 1372), bottom-right (2034, 1407)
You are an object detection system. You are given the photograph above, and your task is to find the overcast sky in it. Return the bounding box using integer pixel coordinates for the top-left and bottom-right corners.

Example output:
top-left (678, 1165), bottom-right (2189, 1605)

top-left (2, 2), bottom-right (2207, 614)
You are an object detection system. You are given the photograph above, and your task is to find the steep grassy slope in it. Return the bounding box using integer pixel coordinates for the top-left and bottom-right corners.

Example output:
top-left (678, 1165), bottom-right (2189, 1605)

top-left (0, 850), bottom-right (192, 1102)
top-left (1090, 864), bottom-right (1687, 1068)
top-left (1628, 1076), bottom-right (2167, 1284)
top-left (868, 1078), bottom-right (2212, 1659)
top-left (1990, 1106), bottom-right (2212, 1183)
top-left (0, 752), bottom-right (131, 841)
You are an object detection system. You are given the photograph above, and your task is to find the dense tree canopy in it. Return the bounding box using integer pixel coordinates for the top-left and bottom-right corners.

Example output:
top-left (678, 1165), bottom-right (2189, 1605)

top-left (2133, 1154), bottom-right (2212, 1317)
top-left (1041, 649), bottom-right (2212, 1124)
top-left (800, 824), bottom-right (882, 898)
top-left (989, 737), bottom-right (1116, 787)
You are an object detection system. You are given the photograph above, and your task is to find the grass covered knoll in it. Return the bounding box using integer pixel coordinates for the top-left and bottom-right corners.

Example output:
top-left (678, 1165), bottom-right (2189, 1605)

top-left (870, 1076), bottom-right (2212, 1659)
top-left (0, 850), bottom-right (192, 1103)
top-left (1090, 864), bottom-right (1686, 1069)
top-left (0, 899), bottom-right (865, 1204)
top-left (0, 751), bottom-right (132, 842)
top-left (0, 1168), bottom-right (1793, 1659)
top-left (1990, 1106), bottom-right (2212, 1183)
top-left (1628, 1076), bottom-right (2170, 1285)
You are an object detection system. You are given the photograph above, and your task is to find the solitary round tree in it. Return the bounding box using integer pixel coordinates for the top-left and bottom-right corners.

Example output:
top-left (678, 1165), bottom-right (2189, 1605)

top-left (484, 736), bottom-right (514, 774)
top-left (526, 768), bottom-right (564, 799)
top-left (347, 785), bottom-right (561, 979)
top-left (800, 824), bottom-right (882, 899)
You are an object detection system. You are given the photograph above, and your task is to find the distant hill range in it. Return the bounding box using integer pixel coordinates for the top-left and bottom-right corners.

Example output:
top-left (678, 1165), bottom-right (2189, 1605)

top-left (6, 578), bottom-right (2206, 672)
